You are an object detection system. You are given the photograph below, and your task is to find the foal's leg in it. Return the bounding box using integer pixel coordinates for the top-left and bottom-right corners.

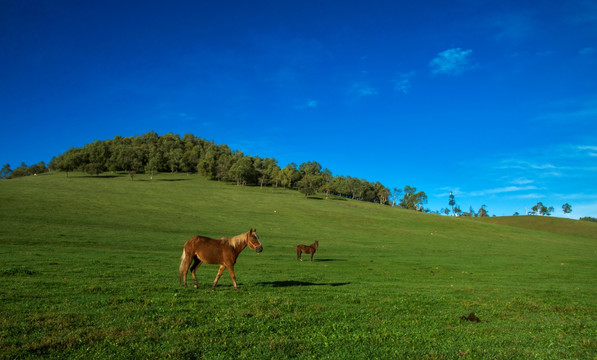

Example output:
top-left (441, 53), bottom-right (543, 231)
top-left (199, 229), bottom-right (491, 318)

top-left (190, 257), bottom-right (202, 289)
top-left (297, 248), bottom-right (302, 261)
top-left (211, 265), bottom-right (226, 291)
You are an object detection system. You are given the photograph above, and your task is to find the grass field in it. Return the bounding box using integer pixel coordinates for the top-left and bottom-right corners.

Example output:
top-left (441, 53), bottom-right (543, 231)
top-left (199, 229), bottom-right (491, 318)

top-left (1, 172), bottom-right (596, 359)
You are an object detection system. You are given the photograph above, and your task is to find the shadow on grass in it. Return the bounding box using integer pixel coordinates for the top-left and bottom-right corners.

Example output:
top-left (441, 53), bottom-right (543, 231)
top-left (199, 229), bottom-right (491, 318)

top-left (256, 280), bottom-right (351, 288)
top-left (156, 179), bottom-right (191, 182)
top-left (79, 175), bottom-right (121, 179)
top-left (314, 258), bottom-right (346, 262)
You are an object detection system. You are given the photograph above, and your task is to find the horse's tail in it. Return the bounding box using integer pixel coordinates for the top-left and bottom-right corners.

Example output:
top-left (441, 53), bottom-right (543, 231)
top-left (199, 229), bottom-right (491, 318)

top-left (179, 248), bottom-right (187, 283)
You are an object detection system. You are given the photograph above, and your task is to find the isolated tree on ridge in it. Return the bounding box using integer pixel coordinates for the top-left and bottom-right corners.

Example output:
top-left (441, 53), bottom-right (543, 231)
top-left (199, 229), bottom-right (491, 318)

top-left (562, 203), bottom-right (572, 217)
top-left (449, 191), bottom-right (456, 215)
top-left (400, 185), bottom-right (428, 211)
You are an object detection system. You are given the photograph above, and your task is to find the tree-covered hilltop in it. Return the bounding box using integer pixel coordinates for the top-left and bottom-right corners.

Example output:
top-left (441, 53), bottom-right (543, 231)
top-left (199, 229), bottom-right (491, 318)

top-left (21, 131), bottom-right (426, 208)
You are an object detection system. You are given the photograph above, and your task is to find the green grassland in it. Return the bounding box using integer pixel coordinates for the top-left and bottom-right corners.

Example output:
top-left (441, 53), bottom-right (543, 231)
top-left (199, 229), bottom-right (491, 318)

top-left (1, 172), bottom-right (596, 359)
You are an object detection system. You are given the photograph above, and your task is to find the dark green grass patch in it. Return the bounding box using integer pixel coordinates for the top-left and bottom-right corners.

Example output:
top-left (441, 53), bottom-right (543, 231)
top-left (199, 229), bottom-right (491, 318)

top-left (1, 172), bottom-right (596, 359)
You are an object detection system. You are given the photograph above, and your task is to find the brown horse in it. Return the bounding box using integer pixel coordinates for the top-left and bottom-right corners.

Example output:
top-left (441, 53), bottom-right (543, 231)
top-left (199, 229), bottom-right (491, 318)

top-left (296, 241), bottom-right (319, 262)
top-left (179, 228), bottom-right (263, 291)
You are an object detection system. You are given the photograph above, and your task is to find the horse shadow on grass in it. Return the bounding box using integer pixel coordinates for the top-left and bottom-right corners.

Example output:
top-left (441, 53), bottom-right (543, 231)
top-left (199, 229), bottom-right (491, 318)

top-left (313, 258), bottom-right (346, 262)
top-left (256, 280), bottom-right (351, 288)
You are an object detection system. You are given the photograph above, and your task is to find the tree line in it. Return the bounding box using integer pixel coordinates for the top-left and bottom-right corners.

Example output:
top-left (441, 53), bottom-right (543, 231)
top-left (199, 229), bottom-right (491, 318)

top-left (1, 132), bottom-right (429, 210)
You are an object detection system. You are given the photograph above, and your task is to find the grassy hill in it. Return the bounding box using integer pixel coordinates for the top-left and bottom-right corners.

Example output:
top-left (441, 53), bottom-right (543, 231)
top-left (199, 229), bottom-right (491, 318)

top-left (1, 172), bottom-right (596, 359)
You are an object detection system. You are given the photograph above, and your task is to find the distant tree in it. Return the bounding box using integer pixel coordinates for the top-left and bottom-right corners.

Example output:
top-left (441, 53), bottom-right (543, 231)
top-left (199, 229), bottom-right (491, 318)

top-left (159, 133), bottom-right (184, 172)
top-left (332, 176), bottom-right (349, 198)
top-left (347, 176), bottom-right (362, 199)
top-left (531, 202), bottom-right (551, 216)
top-left (51, 148), bottom-right (81, 177)
top-left (253, 157), bottom-right (267, 187)
top-left (513, 211), bottom-right (520, 216)
top-left (319, 168), bottom-right (334, 198)
top-left (297, 161), bottom-right (327, 197)
top-left (469, 206), bottom-right (476, 217)
top-left (279, 163), bottom-right (300, 188)
top-left (182, 144), bottom-right (201, 174)
top-left (562, 203), bottom-right (572, 217)
top-left (375, 182), bottom-right (391, 205)
top-left (454, 206), bottom-right (462, 216)
top-left (198, 142), bottom-right (218, 179)
top-left (362, 181), bottom-right (377, 202)
top-left (167, 148), bottom-right (184, 173)
top-left (392, 187), bottom-right (403, 207)
top-left (0, 164), bottom-right (12, 179)
top-left (448, 191), bottom-right (456, 215)
top-left (8, 162), bottom-right (32, 178)
top-left (83, 140), bottom-right (109, 175)
top-left (579, 216), bottom-right (597, 223)
top-left (297, 174), bottom-right (319, 198)
top-left (215, 151), bottom-right (232, 181)
top-left (320, 181), bottom-right (334, 199)
top-left (268, 160), bottom-right (281, 188)
top-left (478, 204), bottom-right (488, 217)
top-left (229, 156), bottom-right (255, 186)
top-left (111, 143), bottom-right (144, 180)
top-left (298, 161), bottom-right (322, 176)
top-left (400, 185), bottom-right (428, 211)
top-left (29, 161), bottom-right (48, 175)
top-left (145, 147), bottom-right (163, 180)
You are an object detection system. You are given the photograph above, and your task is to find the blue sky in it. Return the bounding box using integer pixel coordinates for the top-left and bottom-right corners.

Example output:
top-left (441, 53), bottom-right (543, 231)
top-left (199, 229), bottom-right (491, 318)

top-left (1, 0), bottom-right (596, 218)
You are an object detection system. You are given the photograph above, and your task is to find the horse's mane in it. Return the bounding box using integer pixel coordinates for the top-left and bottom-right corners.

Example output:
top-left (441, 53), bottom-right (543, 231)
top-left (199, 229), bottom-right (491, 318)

top-left (223, 232), bottom-right (248, 248)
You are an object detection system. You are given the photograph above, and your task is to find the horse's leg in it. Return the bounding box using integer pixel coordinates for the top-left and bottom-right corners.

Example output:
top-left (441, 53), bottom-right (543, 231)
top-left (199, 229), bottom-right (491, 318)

top-left (181, 251), bottom-right (194, 288)
top-left (310, 250), bottom-right (315, 262)
top-left (211, 265), bottom-right (226, 291)
top-left (226, 265), bottom-right (238, 291)
top-left (297, 248), bottom-right (302, 261)
top-left (190, 257), bottom-right (202, 289)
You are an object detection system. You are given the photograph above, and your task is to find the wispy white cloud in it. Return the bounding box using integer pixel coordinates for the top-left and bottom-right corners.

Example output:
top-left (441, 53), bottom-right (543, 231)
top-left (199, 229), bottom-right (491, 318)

top-left (498, 159), bottom-right (557, 171)
top-left (429, 48), bottom-right (474, 76)
top-left (351, 83), bottom-right (378, 96)
top-left (358, 87), bottom-right (378, 96)
top-left (513, 193), bottom-right (544, 200)
top-left (178, 112), bottom-right (196, 122)
top-left (393, 72), bottom-right (415, 94)
top-left (535, 106), bottom-right (597, 122)
top-left (576, 145), bottom-right (597, 157)
top-left (295, 99), bottom-right (318, 109)
top-left (306, 100), bottom-right (318, 108)
top-left (511, 178), bottom-right (534, 185)
top-left (534, 96), bottom-right (597, 123)
top-left (469, 185), bottom-right (538, 197)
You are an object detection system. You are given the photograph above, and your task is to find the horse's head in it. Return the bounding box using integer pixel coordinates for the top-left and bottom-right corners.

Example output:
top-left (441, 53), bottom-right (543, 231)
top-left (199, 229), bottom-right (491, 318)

top-left (247, 228), bottom-right (263, 253)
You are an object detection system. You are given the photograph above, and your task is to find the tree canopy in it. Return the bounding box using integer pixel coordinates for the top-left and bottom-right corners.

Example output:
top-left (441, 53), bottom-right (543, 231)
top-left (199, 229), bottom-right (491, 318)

top-left (37, 132), bottom-right (408, 207)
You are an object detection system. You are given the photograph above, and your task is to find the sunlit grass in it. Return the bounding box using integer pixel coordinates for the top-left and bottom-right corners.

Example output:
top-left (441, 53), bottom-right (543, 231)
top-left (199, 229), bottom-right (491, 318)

top-left (1, 172), bottom-right (596, 359)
